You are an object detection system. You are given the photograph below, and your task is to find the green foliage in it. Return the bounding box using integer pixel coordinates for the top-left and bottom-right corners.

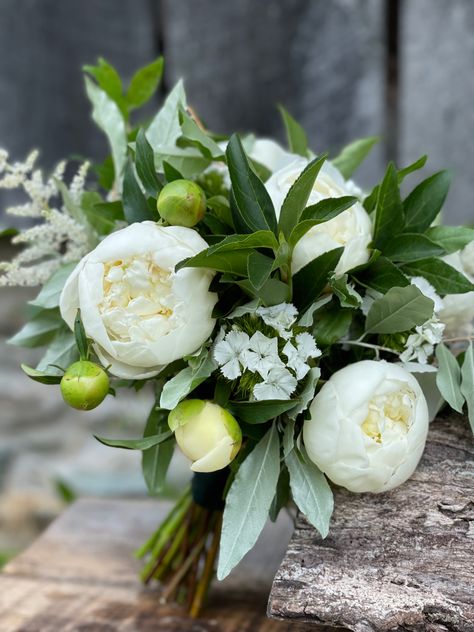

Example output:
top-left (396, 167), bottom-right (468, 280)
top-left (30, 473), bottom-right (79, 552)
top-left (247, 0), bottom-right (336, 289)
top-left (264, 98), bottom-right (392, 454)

top-left (313, 303), bottom-right (353, 347)
top-left (126, 57), bottom-right (163, 111)
top-left (292, 248), bottom-right (344, 312)
top-left (436, 344), bottom-right (464, 413)
top-left (160, 348), bottom-right (216, 410)
top-left (332, 136), bottom-right (379, 179)
top-left (21, 364), bottom-right (62, 384)
top-left (353, 256), bottom-right (409, 294)
top-left (289, 196), bottom-right (356, 246)
top-left (142, 406), bottom-right (175, 495)
top-left (29, 263), bottom-right (76, 310)
top-left (402, 258), bottom-right (474, 295)
top-left (95, 429), bottom-right (173, 450)
top-left (226, 134), bottom-right (278, 234)
top-left (134, 128), bottom-right (163, 197)
top-left (218, 423), bottom-right (280, 580)
top-left (425, 225), bottom-right (474, 253)
top-left (74, 310), bottom-right (89, 361)
top-left (285, 448), bottom-right (333, 538)
top-left (365, 285), bottom-right (434, 334)
top-left (372, 162), bottom-right (404, 250)
top-left (227, 399), bottom-right (299, 423)
top-left (403, 171), bottom-right (451, 233)
top-left (122, 159), bottom-right (155, 223)
top-left (9, 309), bottom-right (63, 348)
top-left (383, 233), bottom-right (445, 263)
top-left (461, 343), bottom-right (474, 433)
top-left (278, 105), bottom-right (308, 157)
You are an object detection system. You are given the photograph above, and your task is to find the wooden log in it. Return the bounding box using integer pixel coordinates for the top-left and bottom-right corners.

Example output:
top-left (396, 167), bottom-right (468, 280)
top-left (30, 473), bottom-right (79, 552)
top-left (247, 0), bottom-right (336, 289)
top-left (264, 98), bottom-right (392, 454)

top-left (0, 497), bottom-right (324, 631)
top-left (268, 414), bottom-right (474, 631)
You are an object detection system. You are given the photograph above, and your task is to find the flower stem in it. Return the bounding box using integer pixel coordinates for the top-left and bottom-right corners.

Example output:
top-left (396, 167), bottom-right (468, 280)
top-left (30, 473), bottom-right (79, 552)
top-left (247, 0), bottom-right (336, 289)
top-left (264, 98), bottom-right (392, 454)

top-left (337, 340), bottom-right (400, 356)
top-left (189, 513), bottom-right (222, 618)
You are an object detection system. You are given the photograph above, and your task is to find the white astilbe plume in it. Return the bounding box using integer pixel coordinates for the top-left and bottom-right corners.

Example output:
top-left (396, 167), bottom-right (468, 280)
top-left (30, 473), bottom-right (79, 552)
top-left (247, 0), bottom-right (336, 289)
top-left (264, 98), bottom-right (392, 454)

top-left (0, 149), bottom-right (93, 286)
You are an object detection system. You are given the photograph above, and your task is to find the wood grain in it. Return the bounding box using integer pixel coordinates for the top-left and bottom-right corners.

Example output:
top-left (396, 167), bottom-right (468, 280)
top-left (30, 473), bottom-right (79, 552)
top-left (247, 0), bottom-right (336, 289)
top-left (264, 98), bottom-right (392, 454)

top-left (268, 414), bottom-right (474, 631)
top-left (0, 497), bottom-right (321, 631)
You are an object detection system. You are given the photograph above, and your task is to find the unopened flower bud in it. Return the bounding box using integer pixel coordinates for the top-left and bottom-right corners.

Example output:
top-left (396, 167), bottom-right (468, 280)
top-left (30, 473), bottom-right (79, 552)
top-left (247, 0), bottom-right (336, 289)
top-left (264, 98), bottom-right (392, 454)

top-left (168, 400), bottom-right (242, 472)
top-left (60, 360), bottom-right (109, 411)
top-left (157, 179), bottom-right (206, 227)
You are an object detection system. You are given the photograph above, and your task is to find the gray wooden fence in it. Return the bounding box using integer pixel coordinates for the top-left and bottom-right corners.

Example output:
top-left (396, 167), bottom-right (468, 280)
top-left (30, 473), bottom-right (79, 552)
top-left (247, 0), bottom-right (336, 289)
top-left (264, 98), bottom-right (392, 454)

top-left (0, 0), bottom-right (473, 225)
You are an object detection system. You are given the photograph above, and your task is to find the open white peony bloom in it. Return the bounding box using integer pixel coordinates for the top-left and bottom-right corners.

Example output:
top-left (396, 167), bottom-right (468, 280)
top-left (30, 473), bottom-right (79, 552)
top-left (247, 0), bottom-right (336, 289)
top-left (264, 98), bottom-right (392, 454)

top-left (303, 360), bottom-right (429, 493)
top-left (60, 222), bottom-right (217, 379)
top-left (438, 246), bottom-right (474, 338)
top-left (265, 158), bottom-right (372, 275)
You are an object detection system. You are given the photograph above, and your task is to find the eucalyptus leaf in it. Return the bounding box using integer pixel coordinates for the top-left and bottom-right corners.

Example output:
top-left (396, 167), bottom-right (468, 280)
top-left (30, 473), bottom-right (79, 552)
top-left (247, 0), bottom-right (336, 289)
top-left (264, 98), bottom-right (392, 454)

top-left (29, 263), bottom-right (76, 309)
top-left (286, 448), bottom-right (333, 538)
top-left (332, 136), bottom-right (379, 179)
top-left (461, 343), bottom-right (474, 433)
top-left (84, 77), bottom-right (127, 182)
top-left (226, 134), bottom-right (277, 235)
top-left (218, 424), bottom-right (280, 580)
top-left (95, 430), bottom-right (172, 451)
top-left (435, 343), bottom-right (464, 413)
top-left (292, 247), bottom-right (344, 312)
top-left (278, 105), bottom-right (308, 157)
top-left (365, 285), bottom-right (434, 334)
top-left (278, 156), bottom-right (327, 238)
top-left (402, 258), bottom-right (474, 295)
top-left (404, 171), bottom-right (451, 233)
top-left (425, 226), bottom-right (474, 254)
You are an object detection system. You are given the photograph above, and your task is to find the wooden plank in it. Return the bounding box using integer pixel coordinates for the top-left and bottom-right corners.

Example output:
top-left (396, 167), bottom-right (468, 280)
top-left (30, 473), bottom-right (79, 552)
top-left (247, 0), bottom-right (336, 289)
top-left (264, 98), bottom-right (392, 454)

top-left (399, 0), bottom-right (474, 225)
top-left (268, 414), bottom-right (474, 631)
top-left (162, 0), bottom-right (386, 187)
top-left (0, 497), bottom-right (322, 631)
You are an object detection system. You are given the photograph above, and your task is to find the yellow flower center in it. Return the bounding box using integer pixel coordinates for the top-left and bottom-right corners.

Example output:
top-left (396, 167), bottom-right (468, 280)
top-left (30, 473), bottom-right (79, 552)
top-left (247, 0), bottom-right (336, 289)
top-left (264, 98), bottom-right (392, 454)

top-left (361, 388), bottom-right (414, 444)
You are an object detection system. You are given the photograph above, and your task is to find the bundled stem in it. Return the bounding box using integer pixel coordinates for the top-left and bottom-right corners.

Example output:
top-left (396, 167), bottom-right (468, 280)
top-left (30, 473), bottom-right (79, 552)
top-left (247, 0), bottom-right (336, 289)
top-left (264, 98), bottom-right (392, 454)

top-left (136, 487), bottom-right (224, 618)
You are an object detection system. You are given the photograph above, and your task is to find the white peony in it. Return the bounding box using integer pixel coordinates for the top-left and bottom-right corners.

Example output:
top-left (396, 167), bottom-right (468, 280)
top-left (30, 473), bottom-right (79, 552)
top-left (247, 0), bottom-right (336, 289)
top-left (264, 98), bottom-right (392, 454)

top-left (265, 158), bottom-right (373, 275)
top-left (60, 221), bottom-right (217, 379)
top-left (303, 360), bottom-right (429, 493)
top-left (438, 246), bottom-right (474, 338)
top-left (246, 138), bottom-right (297, 173)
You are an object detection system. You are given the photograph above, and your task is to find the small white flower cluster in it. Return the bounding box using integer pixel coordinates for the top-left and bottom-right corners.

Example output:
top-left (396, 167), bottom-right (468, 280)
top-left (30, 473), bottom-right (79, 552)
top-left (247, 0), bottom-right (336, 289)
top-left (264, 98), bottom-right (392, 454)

top-left (0, 149), bottom-right (93, 286)
top-left (213, 303), bottom-right (321, 401)
top-left (400, 318), bottom-right (445, 364)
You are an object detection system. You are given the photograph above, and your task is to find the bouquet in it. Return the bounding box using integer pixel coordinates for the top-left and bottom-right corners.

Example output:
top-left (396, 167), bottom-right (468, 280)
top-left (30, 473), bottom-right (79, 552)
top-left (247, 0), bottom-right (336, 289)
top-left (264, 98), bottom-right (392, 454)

top-left (1, 58), bottom-right (473, 617)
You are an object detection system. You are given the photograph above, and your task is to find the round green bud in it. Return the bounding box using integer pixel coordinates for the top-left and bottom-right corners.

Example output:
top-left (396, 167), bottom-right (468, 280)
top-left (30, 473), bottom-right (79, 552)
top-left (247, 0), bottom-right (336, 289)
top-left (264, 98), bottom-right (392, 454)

top-left (60, 360), bottom-right (109, 411)
top-left (168, 400), bottom-right (242, 473)
top-left (157, 179), bottom-right (206, 227)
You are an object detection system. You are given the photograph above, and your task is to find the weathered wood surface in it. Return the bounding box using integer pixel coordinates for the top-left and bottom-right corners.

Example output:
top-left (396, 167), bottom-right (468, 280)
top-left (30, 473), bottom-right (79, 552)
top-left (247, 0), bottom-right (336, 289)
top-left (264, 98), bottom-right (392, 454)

top-left (268, 414), bottom-right (474, 631)
top-left (0, 497), bottom-right (322, 631)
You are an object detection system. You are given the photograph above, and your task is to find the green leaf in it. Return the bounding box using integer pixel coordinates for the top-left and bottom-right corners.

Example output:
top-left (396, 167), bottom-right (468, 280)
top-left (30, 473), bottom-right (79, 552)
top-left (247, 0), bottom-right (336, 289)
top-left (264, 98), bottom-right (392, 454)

top-left (461, 343), bottom-right (474, 433)
top-left (84, 76), bottom-right (127, 182)
top-left (218, 423), bottom-right (280, 580)
top-left (9, 310), bottom-right (62, 347)
top-left (95, 430), bottom-right (172, 451)
top-left (373, 162), bottom-right (404, 249)
top-left (436, 344), bottom-right (464, 413)
top-left (160, 350), bottom-right (217, 410)
top-left (289, 196), bottom-right (356, 246)
top-left (330, 274), bottom-right (362, 308)
top-left (179, 109), bottom-right (225, 160)
top-left (83, 58), bottom-right (124, 114)
top-left (402, 258), bottom-right (474, 295)
top-left (278, 156), bottom-right (326, 238)
top-left (298, 296), bottom-right (332, 327)
top-left (292, 247), bottom-right (344, 312)
top-left (352, 256), bottom-right (409, 294)
top-left (384, 233), bottom-right (445, 263)
top-left (74, 310), bottom-right (89, 360)
top-left (227, 400), bottom-right (299, 424)
top-left (278, 105), bottom-right (308, 157)
top-left (21, 364), bottom-right (62, 385)
top-left (36, 329), bottom-right (78, 375)
top-left (332, 136), bottom-right (379, 179)
top-left (83, 199), bottom-right (125, 236)
top-left (142, 407), bottom-right (174, 495)
top-left (269, 467), bottom-right (290, 523)
top-left (425, 226), bottom-right (474, 254)
top-left (123, 159), bottom-right (155, 223)
top-left (313, 304), bottom-right (353, 347)
top-left (135, 128), bottom-right (163, 197)
top-left (147, 80), bottom-right (187, 151)
top-left (226, 134), bottom-right (277, 234)
top-left (177, 249), bottom-right (251, 276)
top-left (29, 263), bottom-right (76, 310)
top-left (247, 251), bottom-right (274, 290)
top-left (238, 277), bottom-right (291, 306)
top-left (126, 57), bottom-right (163, 110)
top-left (0, 227), bottom-right (19, 238)
top-left (287, 367), bottom-right (320, 419)
top-left (404, 171), bottom-right (451, 232)
top-left (365, 285), bottom-right (434, 334)
top-left (286, 449), bottom-right (333, 538)
top-left (207, 231), bottom-right (279, 254)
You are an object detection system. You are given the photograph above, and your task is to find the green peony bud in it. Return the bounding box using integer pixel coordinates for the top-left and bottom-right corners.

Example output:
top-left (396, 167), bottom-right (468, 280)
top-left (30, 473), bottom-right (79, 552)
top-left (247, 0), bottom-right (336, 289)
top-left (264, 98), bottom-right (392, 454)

top-left (168, 400), bottom-right (242, 473)
top-left (60, 360), bottom-right (109, 411)
top-left (157, 179), bottom-right (206, 227)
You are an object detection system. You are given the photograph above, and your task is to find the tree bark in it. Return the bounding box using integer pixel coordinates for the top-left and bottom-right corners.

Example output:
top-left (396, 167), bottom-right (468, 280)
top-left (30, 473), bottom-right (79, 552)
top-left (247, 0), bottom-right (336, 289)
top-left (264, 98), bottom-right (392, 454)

top-left (268, 413), bottom-right (474, 631)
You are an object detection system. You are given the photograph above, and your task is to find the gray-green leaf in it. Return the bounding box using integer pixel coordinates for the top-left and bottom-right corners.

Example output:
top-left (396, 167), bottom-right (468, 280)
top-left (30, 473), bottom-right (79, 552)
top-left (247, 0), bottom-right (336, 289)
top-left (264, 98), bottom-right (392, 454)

top-left (365, 285), bottom-right (434, 334)
top-left (460, 343), bottom-right (474, 432)
top-left (435, 343), bottom-right (464, 413)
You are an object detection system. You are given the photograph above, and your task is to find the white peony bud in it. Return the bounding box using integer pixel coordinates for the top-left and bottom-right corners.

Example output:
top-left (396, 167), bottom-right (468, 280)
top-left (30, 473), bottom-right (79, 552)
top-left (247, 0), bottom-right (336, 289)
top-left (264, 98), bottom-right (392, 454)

top-left (265, 158), bottom-right (372, 275)
top-left (169, 400), bottom-right (242, 473)
top-left (303, 360), bottom-right (429, 493)
top-left (59, 222), bottom-right (217, 379)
